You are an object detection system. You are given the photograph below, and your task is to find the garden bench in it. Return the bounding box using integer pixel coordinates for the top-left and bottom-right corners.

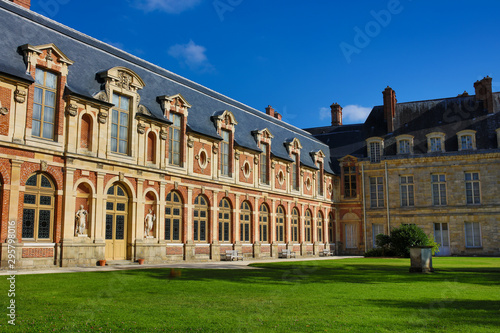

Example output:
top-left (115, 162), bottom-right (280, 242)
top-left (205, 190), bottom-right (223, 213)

top-left (319, 249), bottom-right (333, 257)
top-left (278, 249), bottom-right (296, 259)
top-left (223, 250), bottom-right (243, 261)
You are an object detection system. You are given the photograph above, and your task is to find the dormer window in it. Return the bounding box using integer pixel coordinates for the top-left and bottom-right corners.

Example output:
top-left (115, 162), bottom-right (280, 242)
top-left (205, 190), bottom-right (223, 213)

top-left (366, 137), bottom-right (384, 163)
top-left (33, 68), bottom-right (57, 140)
top-left (168, 112), bottom-right (182, 166)
top-left (253, 128), bottom-right (273, 186)
top-left (426, 132), bottom-right (446, 153)
top-left (396, 135), bottom-right (414, 155)
top-left (311, 150), bottom-right (325, 196)
top-left (457, 130), bottom-right (476, 151)
top-left (286, 138), bottom-right (302, 191)
top-left (111, 93), bottom-right (131, 154)
top-left (260, 143), bottom-right (269, 185)
top-left (212, 110), bottom-right (237, 178)
top-left (220, 130), bottom-right (230, 176)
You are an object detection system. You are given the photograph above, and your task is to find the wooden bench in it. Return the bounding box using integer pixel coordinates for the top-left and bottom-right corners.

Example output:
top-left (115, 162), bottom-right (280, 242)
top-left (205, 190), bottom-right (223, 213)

top-left (278, 249), bottom-right (296, 259)
top-left (223, 250), bottom-right (243, 261)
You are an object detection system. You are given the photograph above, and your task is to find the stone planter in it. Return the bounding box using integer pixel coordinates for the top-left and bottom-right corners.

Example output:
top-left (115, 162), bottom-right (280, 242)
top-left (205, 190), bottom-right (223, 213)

top-left (409, 246), bottom-right (434, 273)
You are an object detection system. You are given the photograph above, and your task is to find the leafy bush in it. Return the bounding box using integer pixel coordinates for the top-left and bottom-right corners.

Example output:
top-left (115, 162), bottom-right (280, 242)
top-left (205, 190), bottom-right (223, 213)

top-left (365, 224), bottom-right (440, 258)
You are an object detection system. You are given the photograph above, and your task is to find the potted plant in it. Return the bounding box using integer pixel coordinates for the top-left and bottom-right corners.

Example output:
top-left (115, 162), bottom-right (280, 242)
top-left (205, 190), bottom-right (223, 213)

top-left (98, 259), bottom-right (106, 266)
top-left (138, 258), bottom-right (145, 265)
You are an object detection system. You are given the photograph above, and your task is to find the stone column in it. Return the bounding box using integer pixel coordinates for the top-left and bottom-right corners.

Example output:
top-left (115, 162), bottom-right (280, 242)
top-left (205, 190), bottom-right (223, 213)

top-left (270, 199), bottom-right (278, 258)
top-left (62, 167), bottom-right (76, 242)
top-left (252, 196), bottom-right (260, 258)
top-left (184, 186), bottom-right (195, 261)
top-left (234, 195), bottom-right (241, 254)
top-left (210, 190), bottom-right (220, 261)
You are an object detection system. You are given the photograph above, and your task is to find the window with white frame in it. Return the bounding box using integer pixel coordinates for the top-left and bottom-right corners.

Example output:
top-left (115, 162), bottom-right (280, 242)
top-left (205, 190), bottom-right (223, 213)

top-left (464, 222), bottom-right (481, 247)
top-left (168, 112), bottom-right (182, 166)
top-left (426, 132), bottom-right (446, 153)
top-left (370, 176), bottom-right (384, 208)
top-left (111, 93), bottom-right (131, 154)
top-left (400, 175), bottom-right (414, 207)
top-left (291, 153), bottom-right (299, 190)
top-left (465, 172), bottom-right (480, 205)
top-left (457, 130), bottom-right (476, 151)
top-left (220, 129), bottom-right (230, 176)
top-left (369, 141), bottom-right (382, 163)
top-left (260, 143), bottom-right (269, 185)
top-left (431, 174), bottom-right (447, 206)
top-left (33, 68), bottom-right (58, 140)
top-left (396, 135), bottom-right (414, 155)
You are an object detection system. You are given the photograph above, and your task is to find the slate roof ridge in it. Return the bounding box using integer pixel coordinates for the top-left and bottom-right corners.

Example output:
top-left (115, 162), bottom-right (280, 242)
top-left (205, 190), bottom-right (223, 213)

top-left (0, 0), bottom-right (327, 149)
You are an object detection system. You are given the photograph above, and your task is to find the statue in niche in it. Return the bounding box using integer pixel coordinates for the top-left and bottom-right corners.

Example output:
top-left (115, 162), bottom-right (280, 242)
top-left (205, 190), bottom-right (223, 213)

top-left (75, 205), bottom-right (88, 236)
top-left (144, 209), bottom-right (156, 238)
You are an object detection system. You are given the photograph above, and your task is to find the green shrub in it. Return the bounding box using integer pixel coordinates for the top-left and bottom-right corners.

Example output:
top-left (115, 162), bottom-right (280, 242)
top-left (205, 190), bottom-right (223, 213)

top-left (365, 224), bottom-right (440, 258)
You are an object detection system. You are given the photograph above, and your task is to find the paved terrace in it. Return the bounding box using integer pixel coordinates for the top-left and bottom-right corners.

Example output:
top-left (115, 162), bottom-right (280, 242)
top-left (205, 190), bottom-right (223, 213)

top-left (0, 256), bottom-right (362, 275)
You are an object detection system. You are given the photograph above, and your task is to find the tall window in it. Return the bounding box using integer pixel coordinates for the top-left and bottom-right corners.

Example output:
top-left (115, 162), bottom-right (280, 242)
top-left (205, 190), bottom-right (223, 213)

top-left (291, 208), bottom-right (299, 242)
top-left (240, 201), bottom-right (252, 242)
top-left (464, 222), bottom-right (481, 248)
top-left (260, 143), bottom-right (269, 185)
top-left (369, 142), bottom-right (381, 163)
top-left (400, 175), bottom-right (415, 207)
top-left (370, 177), bottom-right (384, 208)
top-left (169, 113), bottom-right (182, 166)
top-left (111, 93), bottom-right (130, 154)
top-left (432, 174), bottom-right (447, 206)
top-left (165, 191), bottom-right (182, 242)
top-left (218, 198), bottom-right (231, 242)
top-left (372, 224), bottom-right (384, 247)
top-left (304, 210), bottom-right (312, 242)
top-left (33, 68), bottom-right (57, 140)
top-left (465, 172), bottom-right (480, 205)
top-left (259, 204), bottom-right (269, 242)
top-left (193, 195), bottom-right (208, 242)
top-left (317, 162), bottom-right (323, 196)
top-left (317, 212), bottom-right (323, 242)
top-left (345, 224), bottom-right (357, 249)
top-left (22, 173), bottom-right (55, 241)
top-left (221, 130), bottom-right (230, 176)
top-left (343, 166), bottom-right (357, 198)
top-left (291, 153), bottom-right (299, 190)
top-left (276, 206), bottom-right (285, 243)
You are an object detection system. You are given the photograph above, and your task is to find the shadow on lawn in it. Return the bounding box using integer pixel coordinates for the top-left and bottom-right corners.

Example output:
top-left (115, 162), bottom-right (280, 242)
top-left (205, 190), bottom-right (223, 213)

top-left (367, 299), bottom-right (500, 328)
top-left (123, 261), bottom-right (500, 287)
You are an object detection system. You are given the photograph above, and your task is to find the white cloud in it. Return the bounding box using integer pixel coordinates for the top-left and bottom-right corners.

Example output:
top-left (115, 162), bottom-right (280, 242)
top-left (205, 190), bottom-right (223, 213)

top-left (318, 104), bottom-right (372, 124)
top-left (168, 40), bottom-right (214, 73)
top-left (134, 0), bottom-right (202, 14)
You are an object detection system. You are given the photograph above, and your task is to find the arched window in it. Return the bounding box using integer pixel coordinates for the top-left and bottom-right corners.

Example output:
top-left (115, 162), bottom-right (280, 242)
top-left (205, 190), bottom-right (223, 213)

top-left (80, 114), bottom-right (92, 150)
top-left (276, 205), bottom-right (285, 242)
top-left (193, 195), bottom-right (208, 242)
top-left (147, 131), bottom-right (156, 163)
top-left (22, 173), bottom-right (55, 241)
top-left (259, 204), bottom-right (269, 243)
top-left (305, 209), bottom-right (312, 243)
top-left (105, 183), bottom-right (129, 260)
top-left (165, 191), bottom-right (182, 242)
top-left (218, 198), bottom-right (232, 242)
top-left (291, 208), bottom-right (299, 242)
top-left (317, 211), bottom-right (323, 242)
top-left (240, 201), bottom-right (252, 242)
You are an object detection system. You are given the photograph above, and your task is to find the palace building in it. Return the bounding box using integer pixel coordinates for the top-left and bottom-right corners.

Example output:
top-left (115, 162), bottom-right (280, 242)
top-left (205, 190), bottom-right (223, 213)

top-left (0, 0), bottom-right (498, 269)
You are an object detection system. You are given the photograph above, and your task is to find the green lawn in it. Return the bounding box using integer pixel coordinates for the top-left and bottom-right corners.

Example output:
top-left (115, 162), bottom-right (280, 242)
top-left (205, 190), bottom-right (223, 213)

top-left (1, 257), bottom-right (499, 332)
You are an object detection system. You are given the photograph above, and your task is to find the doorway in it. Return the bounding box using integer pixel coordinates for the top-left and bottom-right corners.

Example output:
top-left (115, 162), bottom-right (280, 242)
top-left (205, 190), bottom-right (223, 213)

top-left (105, 184), bottom-right (129, 260)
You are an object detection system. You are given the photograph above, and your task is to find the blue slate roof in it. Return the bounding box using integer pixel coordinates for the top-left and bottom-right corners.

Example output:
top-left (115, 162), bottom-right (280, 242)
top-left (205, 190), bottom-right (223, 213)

top-left (0, 1), bottom-right (334, 175)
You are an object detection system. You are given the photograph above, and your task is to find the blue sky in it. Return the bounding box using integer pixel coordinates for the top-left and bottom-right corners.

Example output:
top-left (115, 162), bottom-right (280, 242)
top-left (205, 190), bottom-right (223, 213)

top-left (31, 0), bottom-right (500, 128)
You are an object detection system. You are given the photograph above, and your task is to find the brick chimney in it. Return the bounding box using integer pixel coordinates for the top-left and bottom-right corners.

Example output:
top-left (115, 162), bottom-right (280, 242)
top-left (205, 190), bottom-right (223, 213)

top-left (474, 76), bottom-right (494, 114)
top-left (330, 103), bottom-right (342, 126)
top-left (265, 105), bottom-right (275, 118)
top-left (274, 112), bottom-right (282, 121)
top-left (383, 86), bottom-right (397, 132)
top-left (11, 0), bottom-right (30, 9)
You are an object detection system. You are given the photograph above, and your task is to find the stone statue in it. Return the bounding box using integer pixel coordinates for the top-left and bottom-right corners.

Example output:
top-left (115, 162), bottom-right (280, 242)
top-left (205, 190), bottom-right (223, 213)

top-left (75, 205), bottom-right (88, 236)
top-left (144, 209), bottom-right (156, 238)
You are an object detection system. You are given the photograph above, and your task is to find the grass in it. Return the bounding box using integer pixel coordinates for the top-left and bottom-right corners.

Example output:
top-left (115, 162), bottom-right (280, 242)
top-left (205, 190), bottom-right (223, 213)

top-left (1, 257), bottom-right (499, 332)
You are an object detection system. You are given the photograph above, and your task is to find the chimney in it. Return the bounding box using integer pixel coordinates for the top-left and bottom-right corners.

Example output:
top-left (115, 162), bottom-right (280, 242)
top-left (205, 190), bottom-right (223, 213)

top-left (274, 112), bottom-right (282, 121)
top-left (330, 103), bottom-right (342, 126)
top-left (383, 86), bottom-right (397, 132)
top-left (474, 76), bottom-right (494, 114)
top-left (265, 105), bottom-right (275, 118)
top-left (10, 0), bottom-right (31, 9)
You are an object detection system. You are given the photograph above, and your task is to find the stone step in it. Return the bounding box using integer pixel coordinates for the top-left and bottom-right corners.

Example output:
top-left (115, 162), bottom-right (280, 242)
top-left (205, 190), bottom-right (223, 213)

top-left (105, 260), bottom-right (139, 266)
